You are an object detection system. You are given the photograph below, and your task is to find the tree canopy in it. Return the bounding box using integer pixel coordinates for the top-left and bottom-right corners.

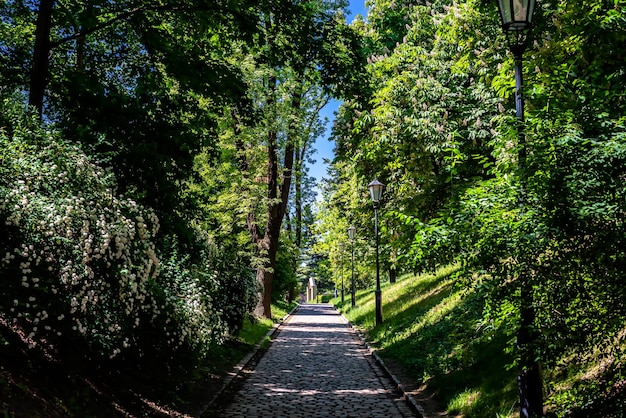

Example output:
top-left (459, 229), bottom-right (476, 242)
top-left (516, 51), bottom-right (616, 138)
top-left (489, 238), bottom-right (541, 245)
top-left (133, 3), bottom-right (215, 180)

top-left (318, 0), bottom-right (626, 415)
top-left (1, 0), bottom-right (626, 415)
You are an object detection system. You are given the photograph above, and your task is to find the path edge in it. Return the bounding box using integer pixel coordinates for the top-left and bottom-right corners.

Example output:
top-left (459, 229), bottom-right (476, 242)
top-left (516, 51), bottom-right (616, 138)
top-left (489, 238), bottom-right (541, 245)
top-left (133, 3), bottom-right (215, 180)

top-left (338, 311), bottom-right (428, 418)
top-left (200, 303), bottom-right (300, 415)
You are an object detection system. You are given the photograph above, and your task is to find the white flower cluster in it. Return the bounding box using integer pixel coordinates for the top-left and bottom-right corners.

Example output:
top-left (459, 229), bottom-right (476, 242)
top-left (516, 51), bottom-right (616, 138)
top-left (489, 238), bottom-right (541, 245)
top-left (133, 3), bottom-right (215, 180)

top-left (154, 249), bottom-right (229, 355)
top-left (0, 137), bottom-right (169, 356)
top-left (1, 119), bottom-right (243, 363)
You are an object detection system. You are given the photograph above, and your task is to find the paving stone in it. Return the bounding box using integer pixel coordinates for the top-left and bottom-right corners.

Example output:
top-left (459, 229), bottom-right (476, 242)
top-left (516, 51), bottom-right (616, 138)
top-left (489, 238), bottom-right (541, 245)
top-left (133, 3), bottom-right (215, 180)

top-left (218, 304), bottom-right (416, 417)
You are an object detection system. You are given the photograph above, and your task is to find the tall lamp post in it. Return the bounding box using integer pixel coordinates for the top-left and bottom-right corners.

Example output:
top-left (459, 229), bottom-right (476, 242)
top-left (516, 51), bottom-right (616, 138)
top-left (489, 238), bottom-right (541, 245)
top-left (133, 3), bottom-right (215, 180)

top-left (368, 178), bottom-right (385, 326)
top-left (348, 225), bottom-right (356, 307)
top-left (340, 243), bottom-right (345, 303)
top-left (494, 1), bottom-right (542, 417)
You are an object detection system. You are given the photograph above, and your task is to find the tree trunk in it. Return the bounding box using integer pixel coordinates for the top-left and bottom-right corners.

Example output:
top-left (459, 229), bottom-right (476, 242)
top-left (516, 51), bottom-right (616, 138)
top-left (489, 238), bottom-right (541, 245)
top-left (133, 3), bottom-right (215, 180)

top-left (389, 266), bottom-right (396, 283)
top-left (294, 152), bottom-right (303, 247)
top-left (253, 81), bottom-right (302, 318)
top-left (254, 236), bottom-right (278, 318)
top-left (29, 0), bottom-right (56, 117)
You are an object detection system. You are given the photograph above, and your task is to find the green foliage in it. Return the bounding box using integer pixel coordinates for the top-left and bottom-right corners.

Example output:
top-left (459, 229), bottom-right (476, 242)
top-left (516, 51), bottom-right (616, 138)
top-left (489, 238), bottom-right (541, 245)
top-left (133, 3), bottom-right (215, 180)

top-left (325, 0), bottom-right (626, 415)
top-left (318, 10), bottom-right (369, 99)
top-left (325, 0), bottom-right (505, 282)
top-left (0, 2), bottom-right (32, 90)
top-left (272, 237), bottom-right (300, 303)
top-left (0, 100), bottom-right (256, 369)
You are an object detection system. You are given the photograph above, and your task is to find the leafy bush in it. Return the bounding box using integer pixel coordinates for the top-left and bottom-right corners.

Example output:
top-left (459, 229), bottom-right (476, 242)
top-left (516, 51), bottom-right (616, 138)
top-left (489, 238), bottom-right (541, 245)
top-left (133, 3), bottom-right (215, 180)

top-left (129, 238), bottom-right (255, 370)
top-left (272, 237), bottom-right (300, 303)
top-left (1, 101), bottom-right (160, 358)
top-left (208, 244), bottom-right (258, 336)
top-left (0, 99), bottom-right (256, 366)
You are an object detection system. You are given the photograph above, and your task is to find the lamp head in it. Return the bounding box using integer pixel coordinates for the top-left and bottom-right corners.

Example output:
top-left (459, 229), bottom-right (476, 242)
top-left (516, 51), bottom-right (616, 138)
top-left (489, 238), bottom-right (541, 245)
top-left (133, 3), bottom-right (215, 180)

top-left (368, 178), bottom-right (385, 208)
top-left (496, 0), bottom-right (535, 31)
top-left (495, 0), bottom-right (537, 56)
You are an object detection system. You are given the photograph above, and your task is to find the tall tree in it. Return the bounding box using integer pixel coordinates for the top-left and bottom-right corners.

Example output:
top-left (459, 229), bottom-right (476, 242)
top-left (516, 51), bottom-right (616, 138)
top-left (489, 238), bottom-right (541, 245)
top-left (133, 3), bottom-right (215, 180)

top-left (217, 0), bottom-right (354, 318)
top-left (292, 89), bottom-right (328, 248)
top-left (4, 0), bottom-right (259, 240)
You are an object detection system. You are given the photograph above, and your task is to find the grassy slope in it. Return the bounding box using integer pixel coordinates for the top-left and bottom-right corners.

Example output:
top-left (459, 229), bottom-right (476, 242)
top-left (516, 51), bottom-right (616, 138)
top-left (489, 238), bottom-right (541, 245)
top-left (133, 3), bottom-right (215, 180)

top-left (334, 266), bottom-right (518, 417)
top-left (0, 300), bottom-right (296, 417)
top-left (333, 266), bottom-right (624, 417)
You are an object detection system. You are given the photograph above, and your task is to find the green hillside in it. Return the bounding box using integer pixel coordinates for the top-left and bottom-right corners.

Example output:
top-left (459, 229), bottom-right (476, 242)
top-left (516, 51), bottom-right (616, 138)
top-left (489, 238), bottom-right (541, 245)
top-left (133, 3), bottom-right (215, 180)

top-left (334, 266), bottom-right (625, 417)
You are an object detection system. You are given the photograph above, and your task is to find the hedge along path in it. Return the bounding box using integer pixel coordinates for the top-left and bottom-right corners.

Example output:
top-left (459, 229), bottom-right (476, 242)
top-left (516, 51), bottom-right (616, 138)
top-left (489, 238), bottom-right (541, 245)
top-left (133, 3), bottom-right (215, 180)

top-left (217, 303), bottom-right (417, 418)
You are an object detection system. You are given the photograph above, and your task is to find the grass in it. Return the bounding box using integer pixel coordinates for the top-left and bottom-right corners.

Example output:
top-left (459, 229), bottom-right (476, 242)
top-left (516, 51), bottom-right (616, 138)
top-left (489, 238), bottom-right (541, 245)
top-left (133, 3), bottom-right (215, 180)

top-left (239, 300), bottom-right (297, 349)
top-left (207, 299), bottom-right (297, 371)
top-left (333, 267), bottom-right (626, 417)
top-left (333, 266), bottom-right (521, 417)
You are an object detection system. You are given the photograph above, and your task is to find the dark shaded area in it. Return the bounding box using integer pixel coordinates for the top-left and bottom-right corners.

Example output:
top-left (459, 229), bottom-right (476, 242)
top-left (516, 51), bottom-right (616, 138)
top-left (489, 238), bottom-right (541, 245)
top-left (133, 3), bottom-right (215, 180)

top-left (0, 321), bottom-right (251, 417)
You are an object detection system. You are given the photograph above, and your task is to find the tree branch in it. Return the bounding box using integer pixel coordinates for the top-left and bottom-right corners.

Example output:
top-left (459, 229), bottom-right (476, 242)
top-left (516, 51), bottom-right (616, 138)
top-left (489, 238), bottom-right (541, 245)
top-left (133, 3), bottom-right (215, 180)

top-left (50, 3), bottom-right (254, 49)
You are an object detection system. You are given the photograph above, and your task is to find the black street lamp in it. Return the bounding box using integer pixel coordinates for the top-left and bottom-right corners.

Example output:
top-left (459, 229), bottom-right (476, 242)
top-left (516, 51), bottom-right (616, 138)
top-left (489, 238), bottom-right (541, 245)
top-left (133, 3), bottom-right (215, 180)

top-left (340, 242), bottom-right (345, 303)
top-left (494, 1), bottom-right (542, 417)
top-left (348, 225), bottom-right (356, 308)
top-left (368, 178), bottom-right (385, 326)
top-left (495, 0), bottom-right (535, 134)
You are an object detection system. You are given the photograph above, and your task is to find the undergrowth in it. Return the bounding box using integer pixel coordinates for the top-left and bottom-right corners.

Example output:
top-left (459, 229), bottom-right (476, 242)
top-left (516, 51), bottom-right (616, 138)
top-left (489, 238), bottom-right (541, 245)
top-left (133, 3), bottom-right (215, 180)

top-left (0, 300), bottom-right (297, 417)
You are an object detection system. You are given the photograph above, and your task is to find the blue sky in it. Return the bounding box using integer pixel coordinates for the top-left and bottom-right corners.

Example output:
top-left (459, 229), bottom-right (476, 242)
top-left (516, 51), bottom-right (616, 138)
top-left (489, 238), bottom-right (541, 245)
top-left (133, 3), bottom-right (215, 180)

top-left (346, 0), bottom-right (368, 20)
top-left (308, 0), bottom-right (368, 193)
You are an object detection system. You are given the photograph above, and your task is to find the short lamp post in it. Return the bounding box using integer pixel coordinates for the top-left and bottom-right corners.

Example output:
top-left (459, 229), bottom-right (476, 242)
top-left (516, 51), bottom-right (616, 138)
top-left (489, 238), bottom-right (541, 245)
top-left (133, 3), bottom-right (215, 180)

top-left (348, 225), bottom-right (356, 307)
top-left (340, 243), bottom-right (345, 303)
top-left (494, 1), bottom-right (542, 417)
top-left (368, 178), bottom-right (385, 326)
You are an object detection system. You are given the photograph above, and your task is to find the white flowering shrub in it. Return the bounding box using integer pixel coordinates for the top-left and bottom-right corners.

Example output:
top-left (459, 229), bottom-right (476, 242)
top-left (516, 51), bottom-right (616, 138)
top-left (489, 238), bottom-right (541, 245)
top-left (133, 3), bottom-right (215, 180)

top-left (1, 99), bottom-right (257, 371)
top-left (148, 240), bottom-right (226, 359)
top-left (149, 239), bottom-right (257, 358)
top-left (0, 115), bottom-right (161, 358)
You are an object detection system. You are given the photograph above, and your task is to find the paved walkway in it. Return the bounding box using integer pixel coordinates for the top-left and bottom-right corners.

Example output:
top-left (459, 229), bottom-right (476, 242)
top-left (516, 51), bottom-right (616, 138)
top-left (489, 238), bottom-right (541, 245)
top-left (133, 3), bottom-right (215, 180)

top-left (218, 304), bottom-right (416, 417)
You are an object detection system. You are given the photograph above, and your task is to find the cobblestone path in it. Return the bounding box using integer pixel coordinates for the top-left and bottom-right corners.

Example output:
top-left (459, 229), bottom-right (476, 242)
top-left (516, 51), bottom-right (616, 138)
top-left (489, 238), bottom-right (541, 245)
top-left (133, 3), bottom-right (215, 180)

top-left (218, 303), bottom-right (416, 417)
